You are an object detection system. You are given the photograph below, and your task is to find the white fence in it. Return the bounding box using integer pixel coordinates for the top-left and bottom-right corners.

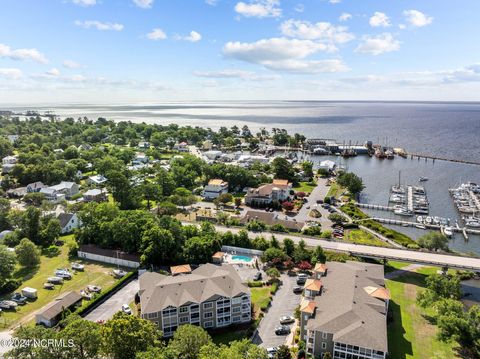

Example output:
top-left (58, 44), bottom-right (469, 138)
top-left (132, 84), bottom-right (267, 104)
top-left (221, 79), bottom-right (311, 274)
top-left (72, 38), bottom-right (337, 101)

top-left (221, 245), bottom-right (264, 256)
top-left (78, 251), bottom-right (140, 269)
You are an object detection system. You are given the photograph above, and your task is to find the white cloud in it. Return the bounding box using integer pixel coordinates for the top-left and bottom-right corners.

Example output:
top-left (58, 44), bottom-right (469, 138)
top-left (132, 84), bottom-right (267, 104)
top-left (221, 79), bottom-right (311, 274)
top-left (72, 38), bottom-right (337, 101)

top-left (0, 68), bottom-right (23, 79)
top-left (234, 0), bottom-right (281, 18)
top-left (294, 4), bottom-right (304, 13)
top-left (280, 19), bottom-right (354, 44)
top-left (146, 28), bottom-right (167, 40)
top-left (369, 12), bottom-right (390, 27)
top-left (355, 33), bottom-right (400, 55)
top-left (133, 0), bottom-right (153, 8)
top-left (46, 68), bottom-right (61, 77)
top-left (193, 69), bottom-right (279, 81)
top-left (63, 60), bottom-right (81, 69)
top-left (403, 10), bottom-right (433, 27)
top-left (339, 13), bottom-right (352, 22)
top-left (329, 0), bottom-right (341, 4)
top-left (72, 0), bottom-right (97, 6)
top-left (205, 0), bottom-right (218, 5)
top-left (223, 37), bottom-right (346, 73)
top-left (177, 31), bottom-right (202, 42)
top-left (75, 20), bottom-right (124, 31)
top-left (398, 24), bottom-right (406, 30)
top-left (0, 43), bottom-right (48, 64)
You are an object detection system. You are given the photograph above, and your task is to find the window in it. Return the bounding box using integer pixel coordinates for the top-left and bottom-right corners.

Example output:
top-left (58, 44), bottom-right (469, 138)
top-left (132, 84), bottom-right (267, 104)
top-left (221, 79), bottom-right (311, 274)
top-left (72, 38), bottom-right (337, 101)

top-left (191, 312), bottom-right (200, 320)
top-left (232, 307), bottom-right (241, 313)
top-left (179, 316), bottom-right (189, 323)
top-left (190, 304), bottom-right (199, 312)
top-left (233, 316), bottom-right (241, 323)
top-left (232, 297), bottom-right (241, 305)
top-left (204, 312), bottom-right (213, 319)
top-left (203, 302), bottom-right (213, 309)
top-left (179, 306), bottom-right (189, 313)
top-left (162, 307), bottom-right (177, 317)
top-left (204, 321), bottom-right (213, 328)
top-left (322, 342), bottom-right (327, 349)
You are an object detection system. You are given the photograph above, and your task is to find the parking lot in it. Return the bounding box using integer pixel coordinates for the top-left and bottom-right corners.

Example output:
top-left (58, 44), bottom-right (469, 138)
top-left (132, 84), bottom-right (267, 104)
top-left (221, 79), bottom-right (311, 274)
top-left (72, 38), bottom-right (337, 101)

top-left (85, 279), bottom-right (139, 322)
top-left (252, 274), bottom-right (301, 348)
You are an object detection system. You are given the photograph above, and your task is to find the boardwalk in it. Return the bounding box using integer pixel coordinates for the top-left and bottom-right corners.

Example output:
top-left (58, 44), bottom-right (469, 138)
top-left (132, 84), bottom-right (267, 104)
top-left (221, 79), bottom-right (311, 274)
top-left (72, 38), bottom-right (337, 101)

top-left (184, 222), bottom-right (480, 271)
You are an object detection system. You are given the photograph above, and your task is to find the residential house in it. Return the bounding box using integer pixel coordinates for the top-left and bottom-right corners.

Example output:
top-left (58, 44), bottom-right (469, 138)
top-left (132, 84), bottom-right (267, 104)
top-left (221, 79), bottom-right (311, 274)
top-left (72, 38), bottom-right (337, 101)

top-left (77, 144), bottom-right (92, 151)
top-left (83, 188), bottom-right (107, 202)
top-left (300, 261), bottom-right (389, 359)
top-left (240, 210), bottom-right (305, 232)
top-left (204, 150), bottom-right (222, 161)
top-left (77, 244), bottom-right (140, 268)
top-left (40, 187), bottom-right (65, 203)
top-left (203, 179), bottom-right (229, 200)
top-left (2, 155), bottom-right (17, 174)
top-left (132, 153), bottom-right (149, 165)
top-left (27, 181), bottom-right (46, 193)
top-left (318, 160), bottom-right (336, 173)
top-left (173, 141), bottom-right (189, 152)
top-left (57, 213), bottom-right (80, 234)
top-left (245, 179), bottom-right (292, 207)
top-left (138, 141), bottom-right (150, 150)
top-left (139, 263), bottom-right (251, 337)
top-left (7, 135), bottom-right (19, 144)
top-left (87, 175), bottom-right (107, 187)
top-left (49, 181), bottom-right (80, 199)
top-left (35, 291), bottom-right (83, 328)
top-left (6, 187), bottom-right (27, 198)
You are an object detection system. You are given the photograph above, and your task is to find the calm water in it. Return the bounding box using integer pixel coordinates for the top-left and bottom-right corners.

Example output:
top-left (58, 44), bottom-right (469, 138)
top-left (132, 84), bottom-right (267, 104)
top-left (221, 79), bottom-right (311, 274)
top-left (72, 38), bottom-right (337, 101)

top-left (4, 101), bottom-right (480, 254)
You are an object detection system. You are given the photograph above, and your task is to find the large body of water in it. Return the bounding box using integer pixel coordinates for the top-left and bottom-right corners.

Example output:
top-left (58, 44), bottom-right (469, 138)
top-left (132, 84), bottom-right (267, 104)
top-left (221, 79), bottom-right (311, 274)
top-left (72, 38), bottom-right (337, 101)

top-left (5, 101), bottom-right (480, 254)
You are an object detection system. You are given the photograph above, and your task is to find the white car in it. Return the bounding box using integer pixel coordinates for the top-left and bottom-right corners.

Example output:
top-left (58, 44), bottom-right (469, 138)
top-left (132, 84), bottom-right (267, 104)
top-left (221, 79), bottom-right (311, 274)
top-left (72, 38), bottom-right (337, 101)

top-left (121, 304), bottom-right (132, 315)
top-left (266, 347), bottom-right (278, 358)
top-left (280, 315), bottom-right (295, 324)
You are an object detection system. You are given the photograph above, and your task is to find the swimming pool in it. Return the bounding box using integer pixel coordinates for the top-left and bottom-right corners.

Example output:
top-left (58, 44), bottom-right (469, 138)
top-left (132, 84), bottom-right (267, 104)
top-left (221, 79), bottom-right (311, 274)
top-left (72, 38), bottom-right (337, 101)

top-left (231, 255), bottom-right (254, 263)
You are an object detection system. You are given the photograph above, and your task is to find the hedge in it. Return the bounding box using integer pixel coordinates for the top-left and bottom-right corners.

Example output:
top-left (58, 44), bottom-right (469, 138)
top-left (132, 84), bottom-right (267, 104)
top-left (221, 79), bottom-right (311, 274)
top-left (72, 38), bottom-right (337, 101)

top-left (76, 270), bottom-right (137, 317)
top-left (247, 281), bottom-right (264, 288)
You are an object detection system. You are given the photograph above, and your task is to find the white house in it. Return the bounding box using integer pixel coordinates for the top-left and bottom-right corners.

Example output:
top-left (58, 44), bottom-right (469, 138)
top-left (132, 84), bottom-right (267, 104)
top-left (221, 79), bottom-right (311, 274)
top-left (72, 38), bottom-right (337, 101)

top-left (27, 181), bottom-right (46, 193)
top-left (49, 181), bottom-right (80, 199)
top-left (87, 175), bottom-right (107, 186)
top-left (40, 188), bottom-right (66, 203)
top-left (2, 155), bottom-right (17, 165)
top-left (318, 160), bottom-right (336, 172)
top-left (133, 153), bottom-right (149, 165)
top-left (57, 213), bottom-right (80, 234)
top-left (203, 179), bottom-right (229, 200)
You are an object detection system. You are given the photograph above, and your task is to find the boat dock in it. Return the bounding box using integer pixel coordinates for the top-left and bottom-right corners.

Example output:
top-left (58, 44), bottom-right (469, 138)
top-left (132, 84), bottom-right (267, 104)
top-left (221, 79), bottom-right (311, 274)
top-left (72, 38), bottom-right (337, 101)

top-left (407, 152), bottom-right (480, 166)
top-left (407, 186), bottom-right (414, 212)
top-left (356, 203), bottom-right (394, 212)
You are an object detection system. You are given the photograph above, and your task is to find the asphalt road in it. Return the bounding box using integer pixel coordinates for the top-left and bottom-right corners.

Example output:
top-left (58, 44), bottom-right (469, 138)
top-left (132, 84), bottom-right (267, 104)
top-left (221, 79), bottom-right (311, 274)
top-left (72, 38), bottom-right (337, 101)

top-left (85, 279), bottom-right (139, 322)
top-left (252, 274), bottom-right (301, 348)
top-left (295, 177), bottom-right (334, 228)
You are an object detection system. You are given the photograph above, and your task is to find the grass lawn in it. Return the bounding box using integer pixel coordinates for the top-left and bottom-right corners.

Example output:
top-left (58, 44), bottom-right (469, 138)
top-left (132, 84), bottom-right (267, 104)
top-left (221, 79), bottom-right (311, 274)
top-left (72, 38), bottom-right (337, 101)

top-left (326, 181), bottom-right (342, 199)
top-left (251, 286), bottom-right (272, 316)
top-left (294, 182), bottom-right (317, 194)
top-left (385, 261), bottom-right (412, 273)
top-left (386, 268), bottom-right (459, 359)
top-left (0, 235), bottom-right (119, 329)
top-left (344, 229), bottom-right (392, 247)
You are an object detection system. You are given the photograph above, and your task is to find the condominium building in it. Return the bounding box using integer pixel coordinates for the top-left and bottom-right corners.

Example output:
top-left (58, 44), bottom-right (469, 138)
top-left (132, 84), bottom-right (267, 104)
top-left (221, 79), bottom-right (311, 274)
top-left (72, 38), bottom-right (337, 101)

top-left (300, 261), bottom-right (389, 359)
top-left (138, 263), bottom-right (251, 337)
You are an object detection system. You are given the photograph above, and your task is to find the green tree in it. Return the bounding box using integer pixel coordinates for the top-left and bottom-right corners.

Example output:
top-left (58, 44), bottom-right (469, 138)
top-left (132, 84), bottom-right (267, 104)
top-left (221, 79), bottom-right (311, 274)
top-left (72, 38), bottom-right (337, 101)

top-left (336, 172), bottom-right (365, 196)
top-left (168, 324), bottom-right (212, 359)
top-left (60, 315), bottom-right (102, 359)
top-left (106, 170), bottom-right (138, 210)
top-left (169, 187), bottom-right (196, 208)
top-left (140, 226), bottom-right (178, 265)
top-left (272, 157), bottom-right (295, 183)
top-left (15, 238), bottom-right (40, 267)
top-left (39, 217), bottom-right (61, 246)
top-left (292, 240), bottom-right (311, 263)
top-left (417, 274), bottom-right (462, 307)
top-left (198, 339), bottom-right (268, 359)
top-left (311, 245), bottom-right (326, 264)
top-left (417, 232), bottom-right (449, 251)
top-left (262, 247), bottom-right (289, 264)
top-left (266, 267), bottom-right (281, 282)
top-left (0, 245), bottom-right (16, 288)
top-left (274, 345), bottom-right (292, 359)
top-left (140, 182), bottom-right (162, 210)
top-left (183, 235), bottom-right (221, 264)
top-left (22, 192), bottom-right (46, 207)
top-left (213, 193), bottom-right (233, 208)
top-left (283, 238), bottom-right (295, 257)
top-left (100, 312), bottom-right (161, 359)
top-left (301, 162), bottom-right (314, 180)
top-left (0, 197), bottom-right (11, 231)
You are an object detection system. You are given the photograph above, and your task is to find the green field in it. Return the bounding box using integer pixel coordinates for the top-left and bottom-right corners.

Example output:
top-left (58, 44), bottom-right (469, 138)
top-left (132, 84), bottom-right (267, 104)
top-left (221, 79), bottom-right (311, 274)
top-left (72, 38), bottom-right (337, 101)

top-left (344, 229), bottom-right (392, 247)
top-left (326, 182), bottom-right (342, 199)
top-left (386, 266), bottom-right (459, 359)
top-left (251, 285), bottom-right (273, 315)
top-left (294, 182), bottom-right (317, 194)
top-left (0, 235), bottom-right (119, 329)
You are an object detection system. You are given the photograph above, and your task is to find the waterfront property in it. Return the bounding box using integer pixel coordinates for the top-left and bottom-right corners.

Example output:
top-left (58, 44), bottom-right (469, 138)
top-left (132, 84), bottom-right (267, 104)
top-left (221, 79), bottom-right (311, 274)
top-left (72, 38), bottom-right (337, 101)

top-left (203, 179), bottom-right (229, 200)
top-left (245, 179), bottom-right (292, 207)
top-left (138, 263), bottom-right (251, 337)
top-left (300, 261), bottom-right (389, 359)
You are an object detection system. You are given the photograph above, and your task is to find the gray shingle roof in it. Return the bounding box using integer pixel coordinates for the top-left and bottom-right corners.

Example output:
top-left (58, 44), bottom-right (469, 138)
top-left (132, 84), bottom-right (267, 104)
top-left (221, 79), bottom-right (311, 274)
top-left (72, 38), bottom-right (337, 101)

top-left (139, 264), bottom-right (249, 314)
top-left (305, 261), bottom-right (388, 352)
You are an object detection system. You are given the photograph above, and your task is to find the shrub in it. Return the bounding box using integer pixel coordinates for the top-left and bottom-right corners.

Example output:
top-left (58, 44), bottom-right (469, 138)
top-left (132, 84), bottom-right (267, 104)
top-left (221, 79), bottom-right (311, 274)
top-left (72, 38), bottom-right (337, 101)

top-left (247, 281), bottom-right (264, 287)
top-left (43, 245), bottom-right (61, 258)
top-left (321, 230), bottom-right (332, 239)
top-left (270, 223), bottom-right (289, 233)
top-left (0, 278), bottom-right (21, 295)
top-left (303, 226), bottom-right (322, 236)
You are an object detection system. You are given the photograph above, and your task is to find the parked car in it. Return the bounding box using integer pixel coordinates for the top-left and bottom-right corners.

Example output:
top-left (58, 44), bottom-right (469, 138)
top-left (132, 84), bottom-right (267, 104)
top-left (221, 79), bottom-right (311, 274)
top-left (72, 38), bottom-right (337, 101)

top-left (274, 325), bottom-right (291, 335)
top-left (316, 199), bottom-right (323, 204)
top-left (43, 282), bottom-right (55, 290)
top-left (253, 272), bottom-right (262, 281)
top-left (71, 262), bottom-right (85, 271)
top-left (322, 203), bottom-right (330, 209)
top-left (122, 304), bottom-right (132, 315)
top-left (280, 315), bottom-right (295, 324)
top-left (87, 285), bottom-right (102, 293)
top-left (266, 347), bottom-right (278, 358)
top-left (297, 278), bottom-right (306, 285)
top-left (292, 286), bottom-right (303, 294)
top-left (55, 269), bottom-right (72, 279)
top-left (11, 293), bottom-right (27, 305)
top-left (47, 276), bottom-right (64, 284)
top-left (80, 290), bottom-right (93, 300)
top-left (0, 300), bottom-right (18, 310)
top-left (113, 269), bottom-right (127, 278)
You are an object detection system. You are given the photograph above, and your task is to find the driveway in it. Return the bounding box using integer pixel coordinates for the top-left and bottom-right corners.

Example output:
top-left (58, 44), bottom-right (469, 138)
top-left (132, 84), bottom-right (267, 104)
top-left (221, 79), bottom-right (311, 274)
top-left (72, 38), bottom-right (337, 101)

top-left (295, 178), bottom-right (334, 229)
top-left (85, 279), bottom-right (139, 322)
top-left (252, 274), bottom-right (301, 348)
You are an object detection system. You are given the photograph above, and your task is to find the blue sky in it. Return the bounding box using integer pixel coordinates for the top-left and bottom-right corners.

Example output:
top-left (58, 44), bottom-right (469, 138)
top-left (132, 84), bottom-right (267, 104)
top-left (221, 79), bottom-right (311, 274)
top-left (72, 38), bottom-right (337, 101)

top-left (1, 0), bottom-right (480, 103)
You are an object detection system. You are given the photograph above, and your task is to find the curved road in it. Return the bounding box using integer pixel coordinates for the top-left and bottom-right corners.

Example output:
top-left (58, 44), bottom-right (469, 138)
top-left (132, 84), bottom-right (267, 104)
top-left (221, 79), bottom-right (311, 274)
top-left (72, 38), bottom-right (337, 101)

top-left (184, 222), bottom-right (480, 271)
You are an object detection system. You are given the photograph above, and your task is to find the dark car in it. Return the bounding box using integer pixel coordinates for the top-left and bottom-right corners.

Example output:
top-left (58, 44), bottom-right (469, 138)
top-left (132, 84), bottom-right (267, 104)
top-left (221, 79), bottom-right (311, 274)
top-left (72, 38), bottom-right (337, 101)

top-left (253, 272), bottom-right (262, 281)
top-left (293, 286), bottom-right (304, 294)
top-left (296, 277), bottom-right (306, 285)
top-left (316, 199), bottom-right (323, 204)
top-left (275, 325), bottom-right (291, 335)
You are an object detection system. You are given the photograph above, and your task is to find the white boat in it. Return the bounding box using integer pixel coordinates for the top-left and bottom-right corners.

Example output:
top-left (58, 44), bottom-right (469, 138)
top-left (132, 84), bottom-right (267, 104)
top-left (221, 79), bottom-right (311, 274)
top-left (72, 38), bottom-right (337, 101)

top-left (444, 226), bottom-right (454, 237)
top-left (419, 177), bottom-right (429, 182)
top-left (433, 216), bottom-right (440, 225)
top-left (417, 216), bottom-right (424, 223)
top-left (466, 221), bottom-right (480, 228)
top-left (425, 216), bottom-right (433, 224)
top-left (415, 224), bottom-right (426, 229)
top-left (394, 208), bottom-right (413, 216)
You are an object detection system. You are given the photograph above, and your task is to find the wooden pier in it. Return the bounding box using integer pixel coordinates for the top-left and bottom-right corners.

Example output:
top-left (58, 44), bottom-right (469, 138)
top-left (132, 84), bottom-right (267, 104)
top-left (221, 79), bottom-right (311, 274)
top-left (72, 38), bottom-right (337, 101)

top-left (407, 152), bottom-right (480, 166)
top-left (356, 203), bottom-right (394, 212)
top-left (369, 217), bottom-right (480, 236)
